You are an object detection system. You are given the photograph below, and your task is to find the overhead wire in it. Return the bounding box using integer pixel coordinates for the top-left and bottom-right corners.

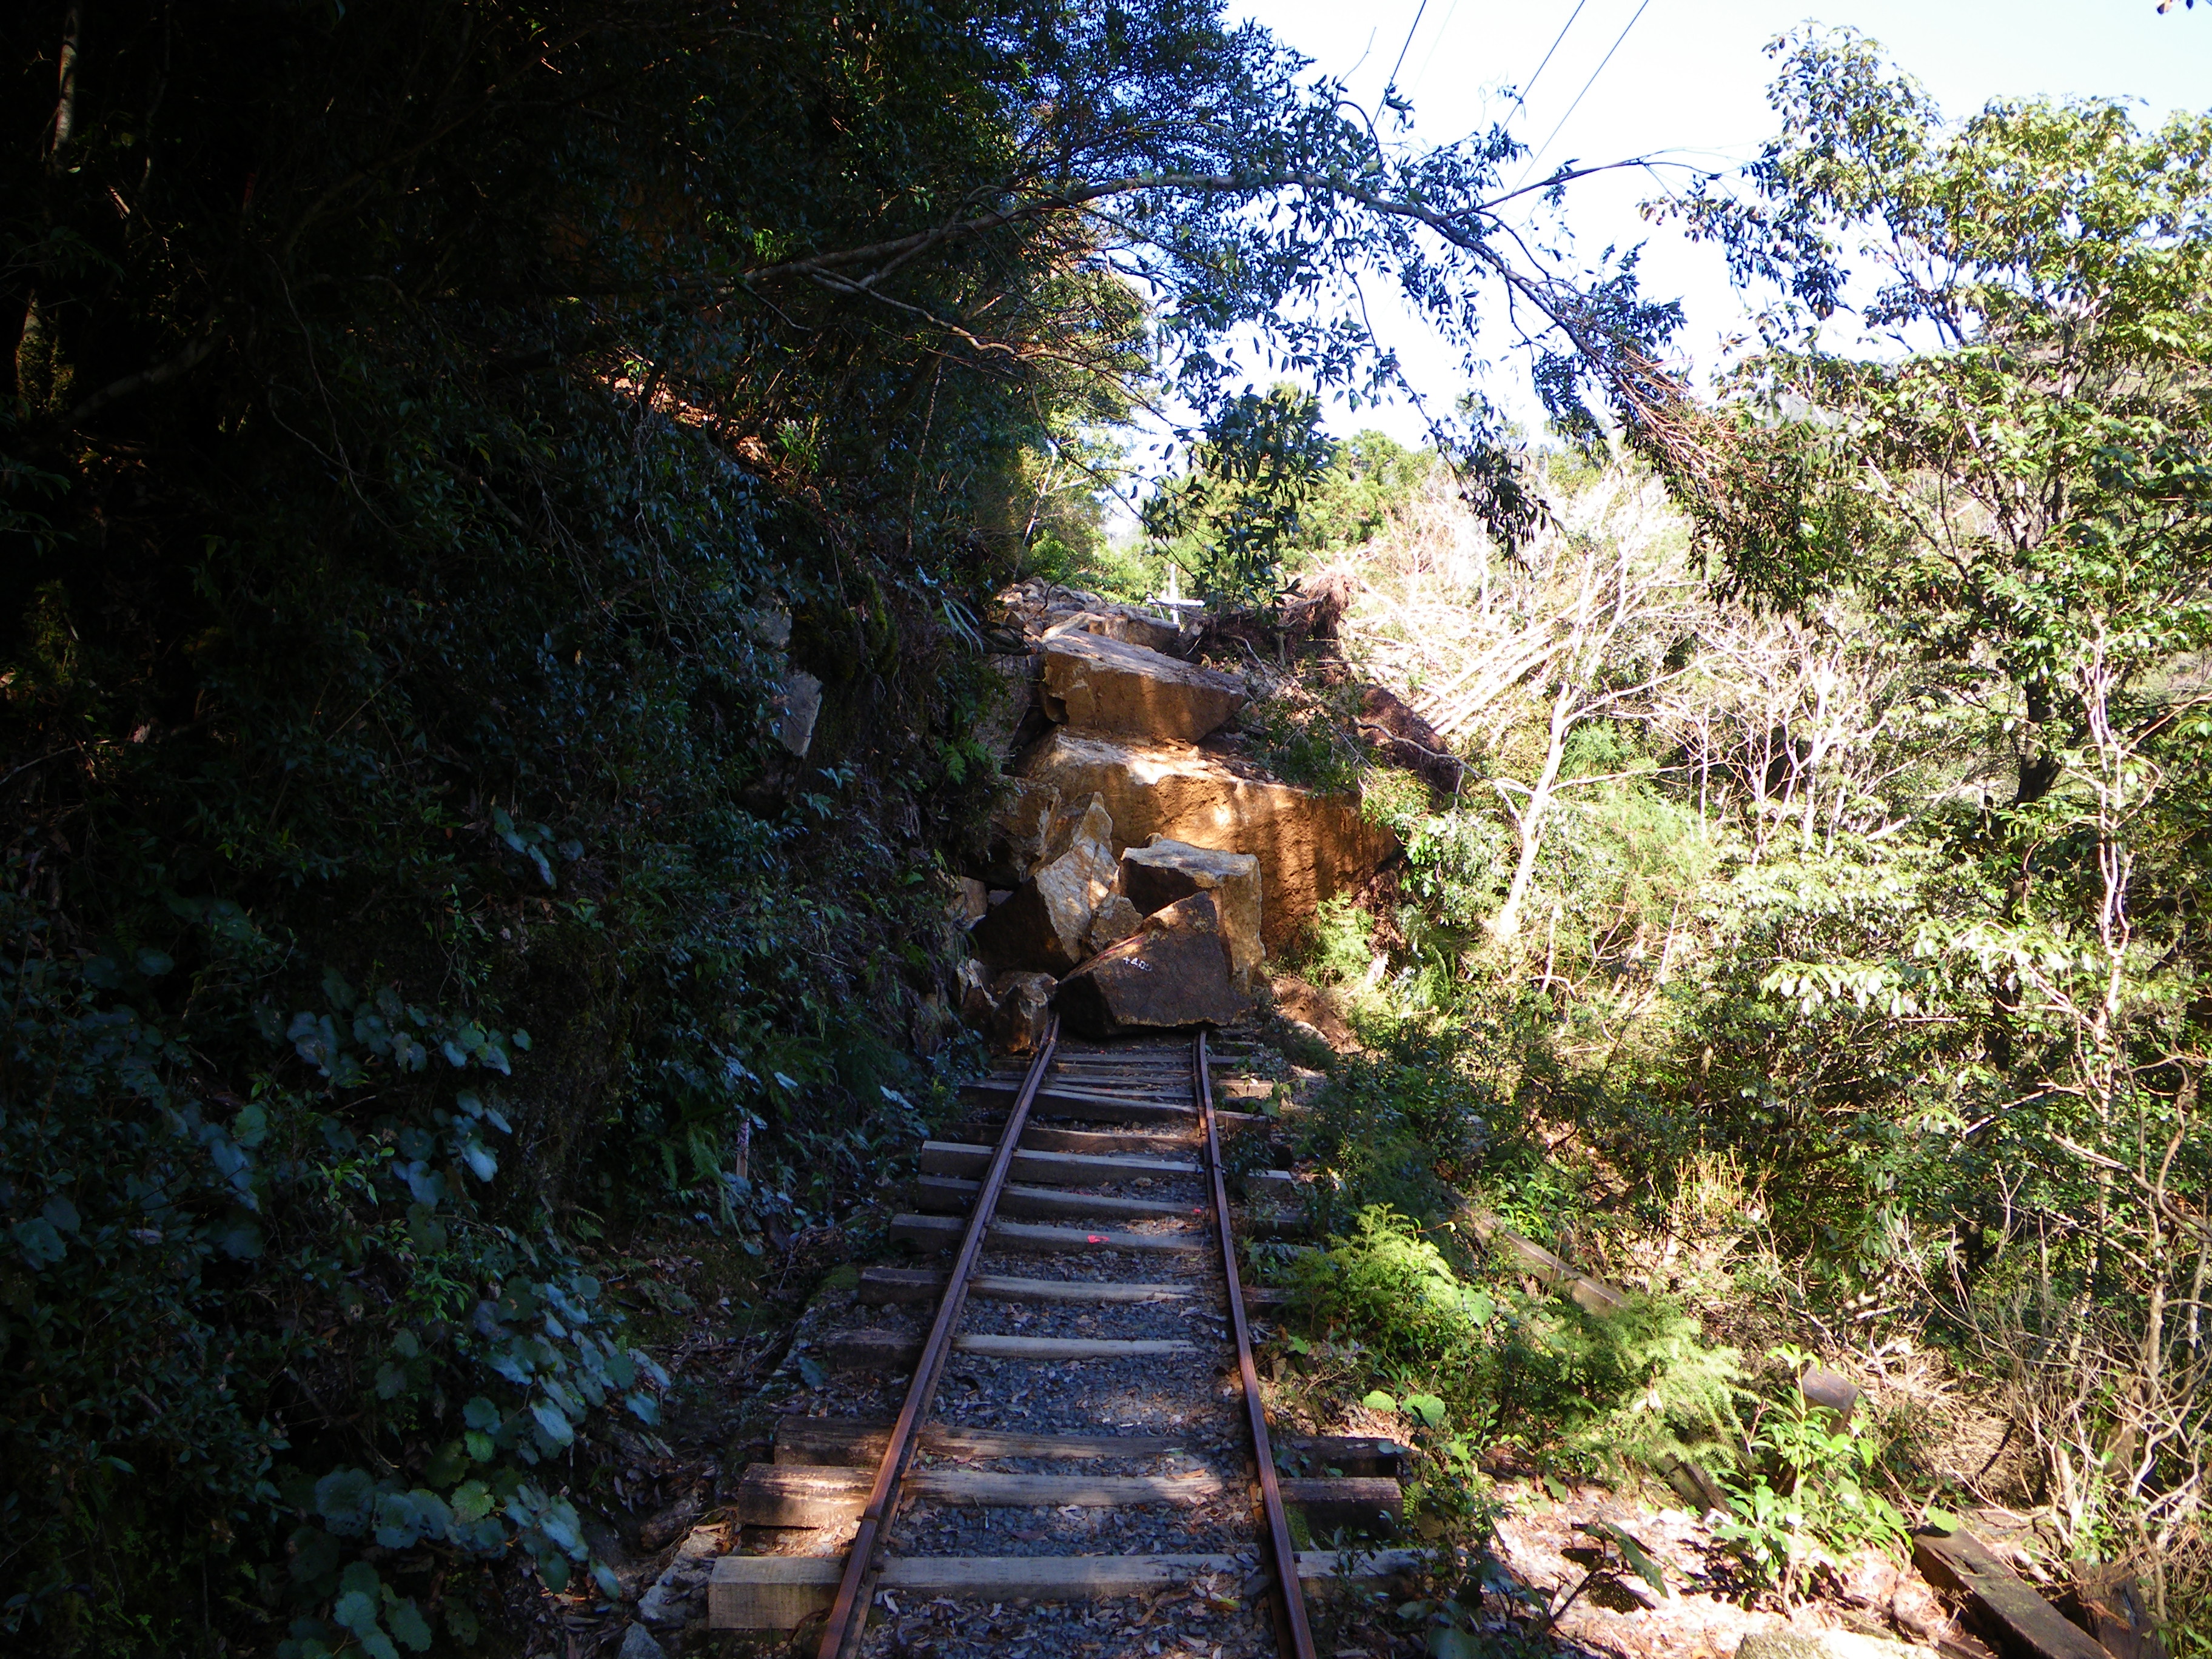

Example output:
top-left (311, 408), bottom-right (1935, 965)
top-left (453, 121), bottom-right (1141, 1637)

top-left (1513, 0), bottom-right (1654, 187)
top-left (1507, 0), bottom-right (1590, 124)
top-left (1384, 0), bottom-right (1429, 92)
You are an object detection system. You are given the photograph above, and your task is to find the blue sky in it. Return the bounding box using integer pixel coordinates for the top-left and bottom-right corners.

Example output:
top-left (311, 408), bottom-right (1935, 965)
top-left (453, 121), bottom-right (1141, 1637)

top-left (1224, 0), bottom-right (2212, 441)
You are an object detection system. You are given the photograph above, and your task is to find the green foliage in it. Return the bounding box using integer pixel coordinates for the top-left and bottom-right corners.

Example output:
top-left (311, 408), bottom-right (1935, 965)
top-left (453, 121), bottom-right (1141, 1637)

top-left (1711, 1348), bottom-right (1908, 1600)
top-left (1284, 1205), bottom-right (1744, 1482)
top-left (1240, 680), bottom-right (1372, 796)
top-left (1143, 384), bottom-right (1338, 607)
top-left (1292, 431), bottom-right (1436, 555)
top-left (1292, 1036), bottom-right (1493, 1232)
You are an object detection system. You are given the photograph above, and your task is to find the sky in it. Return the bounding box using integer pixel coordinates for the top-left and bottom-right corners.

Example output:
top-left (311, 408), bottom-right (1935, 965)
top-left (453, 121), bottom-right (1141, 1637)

top-left (1215, 0), bottom-right (2212, 443)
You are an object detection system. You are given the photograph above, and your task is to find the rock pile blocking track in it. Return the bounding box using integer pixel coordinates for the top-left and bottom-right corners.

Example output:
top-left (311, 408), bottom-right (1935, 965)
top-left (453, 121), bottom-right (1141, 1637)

top-left (967, 583), bottom-right (1398, 987)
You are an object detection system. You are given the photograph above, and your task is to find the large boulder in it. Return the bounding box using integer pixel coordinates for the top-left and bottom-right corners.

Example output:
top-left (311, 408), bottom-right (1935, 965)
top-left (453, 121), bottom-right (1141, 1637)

top-left (1053, 893), bottom-right (1251, 1038)
top-left (1042, 608), bottom-right (1184, 655)
top-left (1039, 632), bottom-right (1245, 742)
top-left (1017, 730), bottom-right (1397, 951)
top-left (979, 777), bottom-right (1061, 887)
top-left (968, 793), bottom-right (1116, 973)
top-left (1119, 839), bottom-right (1263, 989)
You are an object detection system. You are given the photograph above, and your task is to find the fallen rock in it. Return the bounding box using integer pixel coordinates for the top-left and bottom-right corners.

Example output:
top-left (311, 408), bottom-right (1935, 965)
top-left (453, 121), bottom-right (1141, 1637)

top-left (979, 777), bottom-right (1062, 886)
top-left (955, 957), bottom-right (994, 1022)
top-left (1120, 839), bottom-right (1263, 988)
top-left (985, 971), bottom-right (1056, 1053)
top-left (950, 876), bottom-right (990, 927)
top-left (637, 1491), bottom-right (702, 1550)
top-left (1039, 631), bottom-right (1245, 742)
top-left (972, 650), bottom-right (1044, 759)
top-left (618, 1624), bottom-right (672, 1659)
top-left (1359, 683), bottom-right (1464, 793)
top-left (1085, 893), bottom-right (1145, 954)
top-left (1017, 729), bottom-right (1397, 950)
top-left (996, 581), bottom-right (1191, 655)
top-left (637, 1522), bottom-right (729, 1627)
top-left (773, 669), bottom-right (823, 757)
top-left (1043, 608), bottom-right (1185, 655)
top-left (1053, 893), bottom-right (1251, 1038)
top-left (969, 794), bottom-right (1117, 973)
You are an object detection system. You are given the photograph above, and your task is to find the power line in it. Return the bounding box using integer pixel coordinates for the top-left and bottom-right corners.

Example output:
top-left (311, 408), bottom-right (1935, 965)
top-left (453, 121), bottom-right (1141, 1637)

top-left (1514, 0), bottom-right (1653, 187)
top-left (1507, 0), bottom-right (1590, 124)
top-left (1405, 0), bottom-right (1462, 99)
top-left (1385, 0), bottom-right (1429, 91)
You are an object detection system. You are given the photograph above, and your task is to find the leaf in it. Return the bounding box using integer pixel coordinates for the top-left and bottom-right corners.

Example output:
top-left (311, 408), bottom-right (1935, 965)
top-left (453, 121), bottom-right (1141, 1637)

top-left (528, 1398), bottom-right (575, 1447)
top-left (384, 1597), bottom-right (434, 1653)
top-left (1923, 1505), bottom-right (1960, 1532)
top-left (1588, 1520), bottom-right (1669, 1599)
top-left (1362, 1389), bottom-right (1399, 1414)
top-left (315, 1469), bottom-right (377, 1537)
top-left (13, 1218), bottom-right (66, 1269)
top-left (796, 1355), bottom-right (828, 1389)
top-left (332, 1589), bottom-right (381, 1637)
top-left (452, 1480), bottom-right (495, 1524)
top-left (1404, 1393), bottom-right (1447, 1430)
top-left (462, 1395), bottom-right (501, 1430)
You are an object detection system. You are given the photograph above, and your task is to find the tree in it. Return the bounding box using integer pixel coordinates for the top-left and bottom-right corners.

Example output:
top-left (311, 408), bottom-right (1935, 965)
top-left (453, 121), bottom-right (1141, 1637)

top-left (1665, 29), bottom-right (2212, 1596)
top-left (1140, 383), bottom-right (1336, 606)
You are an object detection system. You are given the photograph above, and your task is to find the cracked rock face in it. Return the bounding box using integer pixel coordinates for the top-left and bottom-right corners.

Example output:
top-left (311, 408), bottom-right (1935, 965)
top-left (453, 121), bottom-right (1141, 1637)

top-left (1052, 892), bottom-right (1252, 1038)
top-left (1039, 631), bottom-right (1245, 742)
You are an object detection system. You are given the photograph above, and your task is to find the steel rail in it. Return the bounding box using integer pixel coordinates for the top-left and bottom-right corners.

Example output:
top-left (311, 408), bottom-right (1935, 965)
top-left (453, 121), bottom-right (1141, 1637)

top-left (816, 1018), bottom-right (1061, 1659)
top-left (1197, 1030), bottom-right (1316, 1659)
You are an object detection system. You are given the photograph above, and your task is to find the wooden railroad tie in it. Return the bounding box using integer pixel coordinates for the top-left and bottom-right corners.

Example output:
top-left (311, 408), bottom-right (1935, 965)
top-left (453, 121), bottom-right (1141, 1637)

top-left (738, 1464), bottom-right (1404, 1533)
top-left (889, 1212), bottom-right (1208, 1255)
top-left (709, 1549), bottom-right (1423, 1631)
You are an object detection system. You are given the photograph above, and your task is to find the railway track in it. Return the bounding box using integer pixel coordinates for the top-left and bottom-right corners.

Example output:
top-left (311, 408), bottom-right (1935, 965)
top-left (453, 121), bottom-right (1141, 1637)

top-left (709, 1024), bottom-right (1416, 1656)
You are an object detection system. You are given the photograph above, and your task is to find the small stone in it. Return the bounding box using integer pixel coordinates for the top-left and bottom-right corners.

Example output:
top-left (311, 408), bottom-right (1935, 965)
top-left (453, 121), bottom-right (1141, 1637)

top-left (987, 971), bottom-right (1056, 1053)
top-left (618, 1623), bottom-right (671, 1659)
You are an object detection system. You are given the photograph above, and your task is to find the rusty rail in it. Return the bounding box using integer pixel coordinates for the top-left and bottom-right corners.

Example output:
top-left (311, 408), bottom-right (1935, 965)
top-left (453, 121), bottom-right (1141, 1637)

top-left (815, 1017), bottom-right (1061, 1659)
top-left (1198, 1030), bottom-right (1316, 1659)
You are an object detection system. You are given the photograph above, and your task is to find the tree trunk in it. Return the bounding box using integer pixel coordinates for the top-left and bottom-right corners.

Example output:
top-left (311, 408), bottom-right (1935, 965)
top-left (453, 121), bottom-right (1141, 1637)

top-left (1492, 676), bottom-right (1574, 943)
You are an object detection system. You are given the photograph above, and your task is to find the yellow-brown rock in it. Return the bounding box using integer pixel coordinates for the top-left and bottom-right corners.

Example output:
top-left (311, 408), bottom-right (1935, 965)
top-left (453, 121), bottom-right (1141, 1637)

top-left (968, 793), bottom-right (1116, 973)
top-left (1039, 632), bottom-right (1245, 742)
top-left (1017, 730), bottom-right (1395, 951)
top-left (1119, 839), bottom-right (1262, 988)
